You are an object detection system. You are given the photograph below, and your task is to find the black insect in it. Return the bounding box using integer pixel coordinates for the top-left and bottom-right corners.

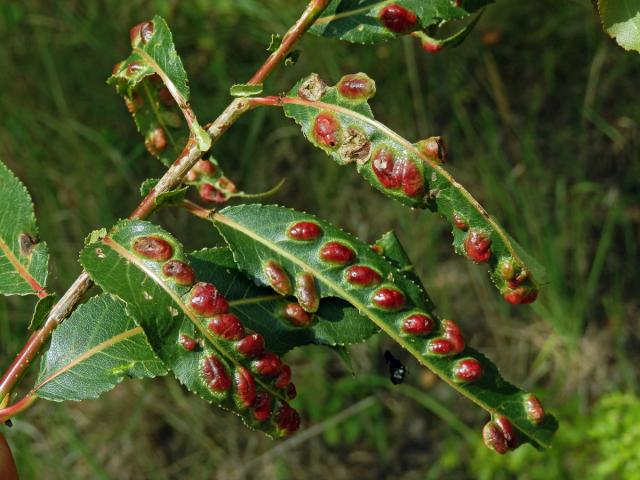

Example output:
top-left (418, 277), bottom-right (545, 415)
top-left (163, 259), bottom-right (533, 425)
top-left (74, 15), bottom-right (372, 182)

top-left (384, 350), bottom-right (407, 385)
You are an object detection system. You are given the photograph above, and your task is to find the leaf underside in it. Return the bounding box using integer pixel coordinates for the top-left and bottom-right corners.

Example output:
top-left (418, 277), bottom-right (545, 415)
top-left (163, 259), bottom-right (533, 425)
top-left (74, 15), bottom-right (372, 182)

top-left (281, 73), bottom-right (545, 303)
top-left (0, 159), bottom-right (49, 296)
top-left (310, 0), bottom-right (492, 44)
top-left (29, 292), bottom-right (57, 331)
top-left (108, 15), bottom-right (209, 165)
top-left (35, 294), bottom-right (166, 402)
top-left (597, 0), bottom-right (640, 52)
top-left (188, 247), bottom-right (380, 355)
top-left (214, 203), bottom-right (558, 449)
top-left (80, 220), bottom-right (297, 437)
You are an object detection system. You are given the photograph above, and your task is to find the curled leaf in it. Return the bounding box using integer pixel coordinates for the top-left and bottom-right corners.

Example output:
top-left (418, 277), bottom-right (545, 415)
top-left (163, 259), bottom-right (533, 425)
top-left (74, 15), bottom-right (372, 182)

top-left (186, 157), bottom-right (285, 204)
top-left (412, 9), bottom-right (485, 53)
top-left (108, 15), bottom-right (210, 161)
top-left (281, 73), bottom-right (545, 304)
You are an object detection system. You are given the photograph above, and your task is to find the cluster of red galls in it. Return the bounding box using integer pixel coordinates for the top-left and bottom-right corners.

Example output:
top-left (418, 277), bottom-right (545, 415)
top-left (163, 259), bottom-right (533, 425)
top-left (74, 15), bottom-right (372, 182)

top-left (132, 234), bottom-right (299, 435)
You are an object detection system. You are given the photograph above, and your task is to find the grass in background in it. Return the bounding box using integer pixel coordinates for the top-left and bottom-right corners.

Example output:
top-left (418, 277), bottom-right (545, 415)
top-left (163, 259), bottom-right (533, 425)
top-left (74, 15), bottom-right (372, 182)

top-left (0, 0), bottom-right (638, 478)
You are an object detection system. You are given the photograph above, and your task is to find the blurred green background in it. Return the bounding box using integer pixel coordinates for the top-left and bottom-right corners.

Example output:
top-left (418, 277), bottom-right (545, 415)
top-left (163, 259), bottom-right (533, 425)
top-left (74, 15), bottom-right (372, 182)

top-left (1, 0), bottom-right (639, 478)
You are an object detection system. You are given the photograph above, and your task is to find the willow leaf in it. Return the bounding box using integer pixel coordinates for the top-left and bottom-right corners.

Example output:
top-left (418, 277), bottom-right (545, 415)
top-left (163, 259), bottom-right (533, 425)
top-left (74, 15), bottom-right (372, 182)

top-left (374, 230), bottom-right (424, 287)
top-left (213, 203), bottom-right (558, 450)
top-left (35, 294), bottom-right (166, 402)
top-left (0, 160), bottom-right (49, 296)
top-left (188, 247), bottom-right (379, 355)
top-left (28, 292), bottom-right (57, 331)
top-left (230, 83), bottom-right (264, 98)
top-left (80, 220), bottom-right (299, 437)
top-left (108, 15), bottom-right (210, 164)
top-left (310, 0), bottom-right (491, 44)
top-left (597, 0), bottom-right (640, 53)
top-left (281, 73), bottom-right (544, 304)
top-left (184, 157), bottom-right (286, 205)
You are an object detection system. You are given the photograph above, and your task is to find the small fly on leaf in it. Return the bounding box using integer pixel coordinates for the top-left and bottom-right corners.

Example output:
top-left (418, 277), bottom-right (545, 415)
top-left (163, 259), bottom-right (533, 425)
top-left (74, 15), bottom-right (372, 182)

top-left (384, 350), bottom-right (406, 385)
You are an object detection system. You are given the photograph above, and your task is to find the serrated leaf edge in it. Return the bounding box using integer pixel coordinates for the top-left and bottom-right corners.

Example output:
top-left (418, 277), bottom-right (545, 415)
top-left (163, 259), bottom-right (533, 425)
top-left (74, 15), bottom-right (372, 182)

top-left (92, 231), bottom-right (287, 403)
top-left (282, 91), bottom-right (543, 294)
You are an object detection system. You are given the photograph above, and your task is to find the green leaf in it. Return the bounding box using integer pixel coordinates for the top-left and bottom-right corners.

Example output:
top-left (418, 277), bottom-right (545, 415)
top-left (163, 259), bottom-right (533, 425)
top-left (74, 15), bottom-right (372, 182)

top-left (281, 73), bottom-right (544, 304)
top-left (230, 83), bottom-right (264, 98)
top-left (597, 0), bottom-right (640, 52)
top-left (188, 247), bottom-right (379, 355)
top-left (413, 9), bottom-right (485, 51)
top-left (310, 0), bottom-right (491, 44)
top-left (28, 292), bottom-right (57, 331)
top-left (108, 15), bottom-right (210, 164)
top-left (84, 228), bottom-right (108, 246)
top-left (267, 33), bottom-right (282, 52)
top-left (155, 186), bottom-right (189, 208)
top-left (374, 231), bottom-right (424, 286)
top-left (80, 220), bottom-right (300, 437)
top-left (213, 203), bottom-right (558, 450)
top-left (186, 157), bottom-right (285, 204)
top-left (0, 159), bottom-right (49, 296)
top-left (34, 294), bottom-right (166, 402)
top-left (139, 178), bottom-right (159, 197)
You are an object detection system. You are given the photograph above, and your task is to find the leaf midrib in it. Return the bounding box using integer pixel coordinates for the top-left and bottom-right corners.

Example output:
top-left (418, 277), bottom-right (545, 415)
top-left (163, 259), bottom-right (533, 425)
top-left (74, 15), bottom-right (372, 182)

top-left (141, 81), bottom-right (180, 153)
top-left (283, 95), bottom-right (538, 290)
top-left (134, 47), bottom-right (188, 107)
top-left (0, 234), bottom-right (45, 296)
top-left (101, 236), bottom-right (286, 402)
top-left (34, 326), bottom-right (142, 392)
top-left (214, 211), bottom-right (549, 447)
top-left (313, 1), bottom-right (394, 25)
